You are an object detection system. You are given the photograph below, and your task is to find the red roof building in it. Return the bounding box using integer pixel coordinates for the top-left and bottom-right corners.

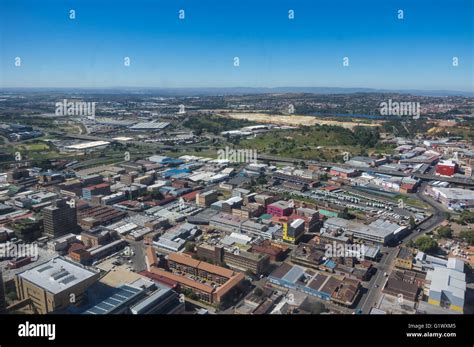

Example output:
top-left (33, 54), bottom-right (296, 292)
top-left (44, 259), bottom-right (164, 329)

top-left (435, 160), bottom-right (457, 177)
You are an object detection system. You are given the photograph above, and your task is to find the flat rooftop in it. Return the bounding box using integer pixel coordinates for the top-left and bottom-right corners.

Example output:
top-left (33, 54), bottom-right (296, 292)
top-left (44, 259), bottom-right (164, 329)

top-left (325, 217), bottom-right (404, 239)
top-left (17, 257), bottom-right (99, 294)
top-left (66, 141), bottom-right (110, 150)
top-left (426, 267), bottom-right (466, 300)
top-left (83, 284), bottom-right (144, 314)
top-left (397, 247), bottom-right (413, 261)
top-left (433, 187), bottom-right (474, 201)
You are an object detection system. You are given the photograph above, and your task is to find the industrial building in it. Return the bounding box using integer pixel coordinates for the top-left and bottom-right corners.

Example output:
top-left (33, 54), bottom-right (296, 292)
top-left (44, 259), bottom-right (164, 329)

top-left (268, 263), bottom-right (360, 307)
top-left (130, 121), bottom-right (169, 131)
top-left (209, 213), bottom-right (246, 233)
top-left (130, 283), bottom-right (184, 314)
top-left (324, 217), bottom-right (408, 245)
top-left (425, 186), bottom-right (474, 210)
top-left (153, 223), bottom-right (199, 252)
top-left (82, 282), bottom-right (184, 315)
top-left (425, 258), bottom-right (466, 313)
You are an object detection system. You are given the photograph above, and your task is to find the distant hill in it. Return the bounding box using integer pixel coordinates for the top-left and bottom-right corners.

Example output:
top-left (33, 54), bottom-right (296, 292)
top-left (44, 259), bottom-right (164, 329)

top-left (1, 86), bottom-right (473, 97)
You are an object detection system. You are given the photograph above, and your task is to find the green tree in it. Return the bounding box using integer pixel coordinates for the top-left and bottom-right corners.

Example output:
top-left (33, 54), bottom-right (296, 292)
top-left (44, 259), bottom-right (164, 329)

top-left (437, 226), bottom-right (453, 239)
top-left (194, 128), bottom-right (203, 136)
top-left (459, 211), bottom-right (474, 224)
top-left (459, 230), bottom-right (474, 245)
top-left (185, 241), bottom-right (196, 252)
top-left (353, 126), bottom-right (380, 148)
top-left (414, 236), bottom-right (438, 254)
top-left (444, 212), bottom-right (451, 222)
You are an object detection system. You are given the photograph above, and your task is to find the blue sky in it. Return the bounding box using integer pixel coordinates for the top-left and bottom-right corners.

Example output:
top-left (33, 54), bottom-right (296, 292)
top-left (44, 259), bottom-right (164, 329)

top-left (0, 0), bottom-right (472, 91)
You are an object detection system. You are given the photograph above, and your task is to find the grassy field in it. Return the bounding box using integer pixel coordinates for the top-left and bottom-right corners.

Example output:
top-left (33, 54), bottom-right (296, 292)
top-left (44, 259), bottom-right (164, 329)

top-left (236, 125), bottom-right (381, 161)
top-left (394, 194), bottom-right (431, 210)
top-left (16, 143), bottom-right (50, 151)
top-left (0, 141), bottom-right (58, 160)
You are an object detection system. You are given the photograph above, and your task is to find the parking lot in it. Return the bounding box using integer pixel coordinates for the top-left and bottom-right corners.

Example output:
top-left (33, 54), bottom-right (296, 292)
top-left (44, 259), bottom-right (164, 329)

top-left (269, 185), bottom-right (429, 225)
top-left (0, 243), bottom-right (56, 281)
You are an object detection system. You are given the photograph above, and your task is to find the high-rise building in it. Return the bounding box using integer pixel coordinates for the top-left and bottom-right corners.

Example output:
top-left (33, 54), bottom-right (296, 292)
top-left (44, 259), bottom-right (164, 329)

top-left (0, 268), bottom-right (6, 313)
top-left (43, 199), bottom-right (79, 237)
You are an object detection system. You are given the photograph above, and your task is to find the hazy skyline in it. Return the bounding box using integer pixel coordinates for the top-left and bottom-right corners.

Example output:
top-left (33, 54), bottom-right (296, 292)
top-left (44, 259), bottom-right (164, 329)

top-left (1, 0), bottom-right (473, 91)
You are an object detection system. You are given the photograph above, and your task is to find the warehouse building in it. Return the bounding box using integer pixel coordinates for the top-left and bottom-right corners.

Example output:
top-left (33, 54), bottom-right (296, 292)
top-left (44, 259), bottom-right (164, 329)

top-left (209, 213), bottom-right (247, 233)
top-left (268, 263), bottom-right (360, 307)
top-left (425, 186), bottom-right (474, 211)
top-left (425, 258), bottom-right (466, 313)
top-left (324, 217), bottom-right (408, 245)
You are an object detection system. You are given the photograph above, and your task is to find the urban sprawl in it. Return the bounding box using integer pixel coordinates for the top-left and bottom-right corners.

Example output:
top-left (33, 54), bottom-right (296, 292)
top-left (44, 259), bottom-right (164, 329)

top-left (0, 92), bottom-right (473, 316)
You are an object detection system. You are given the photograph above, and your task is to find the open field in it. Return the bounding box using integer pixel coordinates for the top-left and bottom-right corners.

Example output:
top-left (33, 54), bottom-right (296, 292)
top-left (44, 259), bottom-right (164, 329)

top-left (15, 143), bottom-right (50, 151)
top-left (219, 112), bottom-right (382, 129)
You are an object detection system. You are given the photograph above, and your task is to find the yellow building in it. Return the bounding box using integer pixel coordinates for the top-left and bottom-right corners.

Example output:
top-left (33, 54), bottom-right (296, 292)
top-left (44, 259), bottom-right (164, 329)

top-left (394, 247), bottom-right (413, 270)
top-left (282, 219), bottom-right (305, 244)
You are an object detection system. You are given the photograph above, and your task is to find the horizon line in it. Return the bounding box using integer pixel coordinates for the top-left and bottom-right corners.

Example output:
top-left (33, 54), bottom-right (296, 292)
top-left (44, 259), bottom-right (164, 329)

top-left (0, 86), bottom-right (473, 95)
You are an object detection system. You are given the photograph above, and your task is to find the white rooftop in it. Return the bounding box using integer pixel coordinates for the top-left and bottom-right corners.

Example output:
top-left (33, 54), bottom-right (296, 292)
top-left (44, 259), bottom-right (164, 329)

top-left (221, 232), bottom-right (252, 246)
top-left (432, 187), bottom-right (474, 201)
top-left (426, 267), bottom-right (466, 300)
top-left (447, 257), bottom-right (465, 272)
top-left (18, 257), bottom-right (98, 294)
top-left (66, 141), bottom-right (110, 150)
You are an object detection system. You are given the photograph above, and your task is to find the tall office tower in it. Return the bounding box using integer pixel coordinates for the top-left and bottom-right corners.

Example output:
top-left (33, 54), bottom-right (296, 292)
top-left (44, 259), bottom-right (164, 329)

top-left (43, 199), bottom-right (78, 237)
top-left (0, 268), bottom-right (6, 313)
